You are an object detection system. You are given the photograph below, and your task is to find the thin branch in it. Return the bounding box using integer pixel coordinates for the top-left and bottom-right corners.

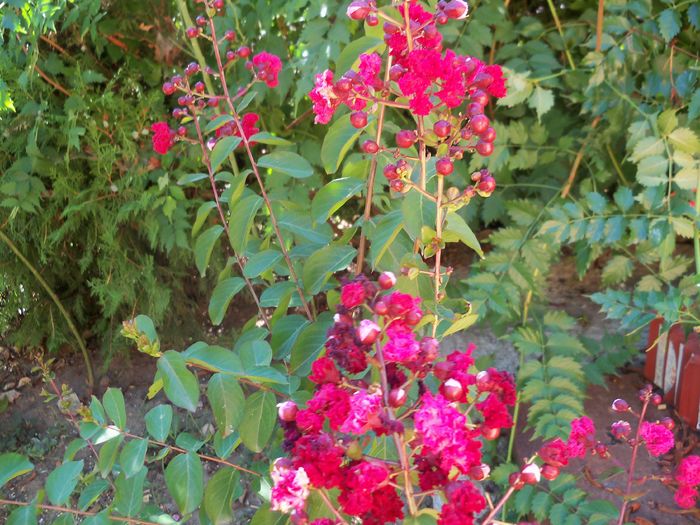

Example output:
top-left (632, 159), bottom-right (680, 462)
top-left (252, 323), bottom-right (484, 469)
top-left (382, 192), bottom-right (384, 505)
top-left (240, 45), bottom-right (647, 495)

top-left (34, 65), bottom-right (71, 97)
top-left (595, 0), bottom-right (605, 52)
top-left (561, 116), bottom-right (601, 198)
top-left (0, 499), bottom-right (160, 525)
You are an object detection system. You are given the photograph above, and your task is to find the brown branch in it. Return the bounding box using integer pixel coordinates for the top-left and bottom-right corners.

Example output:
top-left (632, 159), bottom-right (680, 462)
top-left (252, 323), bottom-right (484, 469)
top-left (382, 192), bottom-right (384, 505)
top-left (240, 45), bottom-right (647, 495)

top-left (595, 0), bottom-right (605, 52)
top-left (39, 35), bottom-right (70, 57)
top-left (0, 499), bottom-right (160, 525)
top-left (34, 65), bottom-right (71, 97)
top-left (561, 116), bottom-right (601, 198)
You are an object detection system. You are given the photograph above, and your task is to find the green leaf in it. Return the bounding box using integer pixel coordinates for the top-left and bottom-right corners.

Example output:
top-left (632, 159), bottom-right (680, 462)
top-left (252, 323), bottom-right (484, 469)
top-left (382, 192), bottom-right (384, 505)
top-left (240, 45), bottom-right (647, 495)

top-left (102, 388), bottom-right (126, 430)
top-left (98, 434), bottom-right (123, 477)
top-left (335, 36), bottom-right (384, 75)
top-left (52, 514), bottom-right (75, 525)
top-left (184, 344), bottom-right (243, 375)
top-left (289, 313), bottom-right (334, 376)
top-left (258, 151), bottom-right (313, 179)
top-left (228, 194), bottom-right (262, 253)
top-left (207, 374), bottom-right (245, 436)
top-left (602, 255), bottom-right (633, 285)
top-left (78, 479), bottom-right (109, 511)
top-left (402, 190), bottom-right (436, 241)
top-left (209, 277), bottom-right (246, 325)
top-left (320, 114), bottom-right (367, 174)
top-left (178, 173), bottom-right (209, 185)
top-left (671, 217), bottom-right (694, 238)
top-left (205, 115), bottom-right (235, 134)
top-left (46, 460), bottom-right (83, 505)
top-left (239, 391), bottom-right (277, 453)
top-left (658, 8), bottom-right (681, 42)
top-left (441, 313), bottom-right (479, 338)
top-left (528, 86), bottom-right (554, 122)
top-left (210, 136), bottom-right (242, 172)
top-left (676, 167), bottom-right (700, 190)
top-left (445, 212), bottom-right (483, 257)
top-left (114, 467), bottom-right (146, 517)
top-left (194, 225), bottom-right (224, 277)
top-left (311, 177), bottom-right (364, 223)
top-left (7, 503), bottom-right (37, 525)
top-left (658, 109), bottom-right (678, 136)
top-left (0, 453), bottom-right (34, 489)
top-left (302, 245), bottom-right (357, 295)
top-left (669, 128), bottom-right (700, 154)
top-left (157, 351), bottom-right (200, 412)
top-left (204, 467), bottom-right (241, 524)
top-left (249, 132), bottom-right (292, 146)
top-left (636, 155), bottom-right (668, 186)
top-left (165, 452), bottom-right (204, 516)
top-left (243, 249), bottom-right (283, 278)
top-left (271, 314), bottom-right (310, 359)
top-left (145, 404), bottom-right (173, 442)
top-left (119, 438), bottom-right (148, 478)
top-left (63, 439), bottom-right (87, 462)
top-left (250, 505), bottom-right (286, 525)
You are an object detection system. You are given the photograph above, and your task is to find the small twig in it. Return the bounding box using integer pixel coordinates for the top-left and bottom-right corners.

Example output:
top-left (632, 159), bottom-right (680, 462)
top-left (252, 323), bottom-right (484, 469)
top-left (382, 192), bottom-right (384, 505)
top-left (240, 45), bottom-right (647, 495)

top-left (0, 499), bottom-right (161, 525)
top-left (318, 490), bottom-right (349, 525)
top-left (561, 116), bottom-right (601, 198)
top-left (33, 65), bottom-right (71, 97)
top-left (545, 0), bottom-right (576, 70)
top-left (595, 0), bottom-right (605, 52)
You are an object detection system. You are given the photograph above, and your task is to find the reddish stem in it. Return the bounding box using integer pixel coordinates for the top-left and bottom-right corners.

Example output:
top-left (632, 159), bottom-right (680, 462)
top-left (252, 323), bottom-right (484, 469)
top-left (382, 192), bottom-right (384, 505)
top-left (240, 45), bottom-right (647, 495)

top-left (617, 397), bottom-right (651, 525)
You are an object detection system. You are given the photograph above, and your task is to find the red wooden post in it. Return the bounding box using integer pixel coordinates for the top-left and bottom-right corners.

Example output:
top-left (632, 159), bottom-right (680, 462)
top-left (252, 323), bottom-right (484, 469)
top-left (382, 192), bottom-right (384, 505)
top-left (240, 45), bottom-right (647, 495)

top-left (677, 332), bottom-right (700, 430)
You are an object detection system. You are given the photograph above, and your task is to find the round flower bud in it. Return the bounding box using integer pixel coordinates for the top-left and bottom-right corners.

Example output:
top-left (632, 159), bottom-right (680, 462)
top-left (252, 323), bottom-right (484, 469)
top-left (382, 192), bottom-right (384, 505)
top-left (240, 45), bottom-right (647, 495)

top-left (652, 393), bottom-right (663, 406)
top-left (442, 378), bottom-right (463, 402)
top-left (177, 126), bottom-right (187, 137)
top-left (420, 337), bottom-right (440, 363)
top-left (224, 30), bottom-right (236, 41)
top-left (436, 157), bottom-right (454, 176)
top-left (347, 0), bottom-right (372, 20)
top-left (594, 443), bottom-right (610, 458)
top-left (389, 64), bottom-right (405, 82)
top-left (612, 398), bottom-right (630, 412)
top-left (277, 401), bottom-right (298, 422)
top-left (436, 12), bottom-right (448, 24)
top-left (475, 140), bottom-right (494, 156)
top-left (396, 130), bottom-right (417, 148)
top-left (443, 0), bottom-right (469, 19)
top-left (374, 300), bottom-right (388, 316)
top-left (541, 464), bottom-right (560, 481)
top-left (469, 464), bottom-right (491, 481)
top-left (660, 417), bottom-right (675, 430)
top-left (482, 426), bottom-right (501, 440)
top-left (362, 140), bottom-right (379, 154)
top-left (508, 472), bottom-right (525, 490)
top-left (162, 82), bottom-right (176, 95)
top-left (383, 164), bottom-right (398, 181)
top-left (474, 72), bottom-right (494, 89)
top-left (460, 127), bottom-right (473, 141)
top-left (237, 46), bottom-right (251, 58)
top-left (366, 13), bottom-right (379, 26)
top-left (389, 388), bottom-right (408, 408)
top-left (433, 120), bottom-right (452, 138)
top-left (378, 271), bottom-right (397, 289)
top-left (471, 89), bottom-right (489, 107)
top-left (194, 81), bottom-right (205, 93)
top-left (433, 361), bottom-right (453, 381)
top-left (476, 370), bottom-right (491, 390)
top-left (481, 128), bottom-right (496, 144)
top-left (350, 111), bottom-right (368, 128)
top-left (611, 420), bottom-right (631, 440)
top-left (520, 463), bottom-right (541, 485)
top-left (226, 50), bottom-right (236, 62)
top-left (405, 309), bottom-right (422, 326)
top-left (213, 0), bottom-right (225, 9)
top-left (195, 15), bottom-right (207, 27)
top-left (469, 114), bottom-right (490, 134)
top-left (467, 102), bottom-right (483, 116)
top-left (390, 179), bottom-right (405, 192)
top-left (478, 176), bottom-right (496, 195)
top-left (186, 26), bottom-right (200, 38)
top-left (185, 62), bottom-right (200, 76)
top-left (357, 319), bottom-right (381, 345)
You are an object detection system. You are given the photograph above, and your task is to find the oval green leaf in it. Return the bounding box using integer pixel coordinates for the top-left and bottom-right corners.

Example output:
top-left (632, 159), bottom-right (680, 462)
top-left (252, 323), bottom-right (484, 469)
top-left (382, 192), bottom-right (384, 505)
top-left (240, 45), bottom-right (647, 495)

top-left (257, 151), bottom-right (313, 179)
top-left (209, 277), bottom-right (246, 325)
top-left (157, 351), bottom-right (200, 412)
top-left (165, 452), bottom-right (204, 516)
top-left (311, 177), bottom-right (364, 223)
top-left (238, 391), bottom-right (276, 453)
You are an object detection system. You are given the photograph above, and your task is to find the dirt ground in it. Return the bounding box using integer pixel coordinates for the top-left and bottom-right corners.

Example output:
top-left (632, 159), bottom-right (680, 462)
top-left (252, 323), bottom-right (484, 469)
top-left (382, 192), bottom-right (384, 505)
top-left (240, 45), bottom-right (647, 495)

top-left (1, 255), bottom-right (699, 524)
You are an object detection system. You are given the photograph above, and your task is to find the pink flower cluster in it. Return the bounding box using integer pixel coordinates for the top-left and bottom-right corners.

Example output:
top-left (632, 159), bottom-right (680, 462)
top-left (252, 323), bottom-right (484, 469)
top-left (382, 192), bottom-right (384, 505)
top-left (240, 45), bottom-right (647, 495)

top-left (269, 273), bottom-right (517, 523)
top-left (675, 455), bottom-right (700, 508)
top-left (150, 1), bottom-right (282, 155)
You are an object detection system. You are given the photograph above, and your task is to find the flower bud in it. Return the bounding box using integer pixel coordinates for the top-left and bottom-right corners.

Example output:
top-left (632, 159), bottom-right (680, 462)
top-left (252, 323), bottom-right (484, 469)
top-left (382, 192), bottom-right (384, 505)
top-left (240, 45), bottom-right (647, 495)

top-left (357, 319), bottom-right (381, 345)
top-left (436, 157), bottom-right (454, 176)
top-left (350, 111), bottom-right (368, 128)
top-left (396, 130), bottom-right (417, 148)
top-left (186, 27), bottom-right (200, 38)
top-left (433, 361), bottom-right (453, 381)
top-left (482, 426), bottom-right (501, 440)
top-left (476, 140), bottom-right (495, 156)
top-left (345, 440), bottom-right (364, 460)
top-left (469, 463), bottom-right (491, 481)
top-left (508, 472), bottom-right (525, 490)
top-left (443, 0), bottom-right (469, 19)
top-left (162, 82), bottom-right (176, 95)
top-left (389, 64), bottom-right (405, 82)
top-left (434, 120), bottom-right (452, 138)
top-left (541, 464), bottom-right (560, 481)
top-left (520, 463), bottom-right (541, 484)
top-left (420, 337), bottom-right (440, 363)
top-left (612, 398), bottom-right (630, 412)
top-left (378, 272), bottom-right (397, 290)
top-left (594, 443), bottom-right (610, 458)
top-left (362, 140), bottom-right (379, 154)
top-left (390, 179), bottom-right (405, 192)
top-left (652, 393), bottom-right (663, 406)
top-left (277, 401), bottom-right (298, 422)
top-left (481, 127), bottom-right (496, 143)
top-left (442, 378), bottom-right (463, 402)
top-left (610, 420), bottom-right (631, 440)
top-left (660, 416), bottom-right (675, 430)
top-left (374, 300), bottom-right (388, 316)
top-left (405, 309), bottom-right (423, 326)
top-left (347, 0), bottom-right (372, 20)
top-left (476, 370), bottom-right (491, 390)
top-left (389, 388), bottom-right (408, 408)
